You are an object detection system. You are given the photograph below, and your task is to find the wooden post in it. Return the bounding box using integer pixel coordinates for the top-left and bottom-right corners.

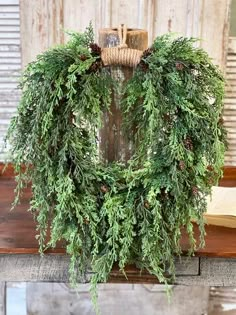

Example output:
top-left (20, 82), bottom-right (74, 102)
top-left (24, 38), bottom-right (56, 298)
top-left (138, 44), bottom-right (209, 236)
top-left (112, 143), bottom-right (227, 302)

top-left (99, 28), bottom-right (148, 163)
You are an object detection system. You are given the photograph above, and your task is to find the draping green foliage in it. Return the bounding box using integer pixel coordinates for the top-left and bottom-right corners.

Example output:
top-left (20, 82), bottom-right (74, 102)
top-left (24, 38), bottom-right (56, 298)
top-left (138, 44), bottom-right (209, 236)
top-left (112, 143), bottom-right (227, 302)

top-left (6, 25), bottom-right (227, 313)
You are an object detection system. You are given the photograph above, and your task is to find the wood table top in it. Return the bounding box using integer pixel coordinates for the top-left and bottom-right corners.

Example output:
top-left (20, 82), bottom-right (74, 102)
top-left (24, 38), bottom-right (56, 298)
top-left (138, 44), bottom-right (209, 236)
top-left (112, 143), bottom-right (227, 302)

top-left (1, 163), bottom-right (236, 257)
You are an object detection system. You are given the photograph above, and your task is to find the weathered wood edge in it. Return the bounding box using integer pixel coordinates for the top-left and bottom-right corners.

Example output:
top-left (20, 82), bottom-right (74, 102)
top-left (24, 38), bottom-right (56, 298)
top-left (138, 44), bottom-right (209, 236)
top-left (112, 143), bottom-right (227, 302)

top-left (1, 255), bottom-right (236, 285)
top-left (176, 257), bottom-right (236, 286)
top-left (0, 254), bottom-right (199, 283)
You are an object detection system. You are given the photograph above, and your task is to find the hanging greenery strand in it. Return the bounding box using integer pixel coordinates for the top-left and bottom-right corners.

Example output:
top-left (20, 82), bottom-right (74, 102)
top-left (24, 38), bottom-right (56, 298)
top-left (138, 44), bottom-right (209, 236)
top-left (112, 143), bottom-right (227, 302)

top-left (6, 25), bottom-right (227, 312)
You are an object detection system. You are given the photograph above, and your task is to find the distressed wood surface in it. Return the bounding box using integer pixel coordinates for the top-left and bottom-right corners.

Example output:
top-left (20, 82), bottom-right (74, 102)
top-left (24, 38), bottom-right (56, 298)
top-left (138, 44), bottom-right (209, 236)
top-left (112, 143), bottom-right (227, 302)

top-left (0, 255), bottom-right (198, 282)
top-left (0, 283), bottom-right (6, 315)
top-left (0, 254), bottom-right (71, 282)
top-left (154, 0), bottom-right (231, 70)
top-left (2, 254), bottom-right (236, 286)
top-left (25, 283), bottom-right (209, 315)
top-left (20, 0), bottom-right (64, 68)
top-left (220, 166), bottom-right (236, 186)
top-left (19, 0), bottom-right (230, 69)
top-left (98, 28), bottom-right (148, 162)
top-left (208, 287), bottom-right (236, 314)
top-left (176, 257), bottom-right (236, 286)
top-left (199, 0), bottom-right (231, 70)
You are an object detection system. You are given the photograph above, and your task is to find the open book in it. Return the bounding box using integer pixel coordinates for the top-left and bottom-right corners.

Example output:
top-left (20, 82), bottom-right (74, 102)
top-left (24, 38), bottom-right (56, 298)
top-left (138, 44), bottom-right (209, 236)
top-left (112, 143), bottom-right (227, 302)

top-left (205, 186), bottom-right (236, 228)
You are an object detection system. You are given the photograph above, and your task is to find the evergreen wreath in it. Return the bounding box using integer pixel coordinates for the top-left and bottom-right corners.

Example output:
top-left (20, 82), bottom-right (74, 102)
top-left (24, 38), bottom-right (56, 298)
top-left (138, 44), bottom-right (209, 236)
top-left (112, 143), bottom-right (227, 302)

top-left (6, 25), bottom-right (227, 309)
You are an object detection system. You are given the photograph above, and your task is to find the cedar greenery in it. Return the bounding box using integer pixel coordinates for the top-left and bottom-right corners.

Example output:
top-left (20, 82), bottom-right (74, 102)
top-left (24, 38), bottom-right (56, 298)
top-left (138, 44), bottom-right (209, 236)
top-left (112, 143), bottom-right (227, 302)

top-left (6, 25), bottom-right (227, 312)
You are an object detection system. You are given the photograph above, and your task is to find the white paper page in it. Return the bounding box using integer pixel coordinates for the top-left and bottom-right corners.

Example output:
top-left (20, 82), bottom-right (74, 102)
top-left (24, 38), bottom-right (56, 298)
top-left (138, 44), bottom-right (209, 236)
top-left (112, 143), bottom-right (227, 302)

top-left (207, 186), bottom-right (236, 216)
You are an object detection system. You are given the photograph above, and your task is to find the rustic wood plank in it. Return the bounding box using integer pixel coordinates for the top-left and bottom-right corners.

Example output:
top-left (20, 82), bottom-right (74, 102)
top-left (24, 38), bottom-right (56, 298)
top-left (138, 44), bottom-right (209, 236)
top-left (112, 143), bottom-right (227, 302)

top-left (137, 0), bottom-right (156, 44)
top-left (208, 287), bottom-right (236, 314)
top-left (200, 257), bottom-right (236, 286)
top-left (20, 0), bottom-right (64, 67)
top-left (199, 0), bottom-right (231, 70)
top-left (63, 0), bottom-right (101, 41)
top-left (181, 224), bottom-right (236, 257)
top-left (20, 0), bottom-right (47, 67)
top-left (209, 287), bottom-right (236, 305)
top-left (176, 257), bottom-right (236, 285)
top-left (26, 283), bottom-right (209, 315)
top-left (220, 166), bottom-right (236, 185)
top-left (2, 255), bottom-right (236, 286)
top-left (109, 0), bottom-right (140, 29)
top-left (152, 0), bottom-right (231, 70)
top-left (19, 0), bottom-right (231, 69)
top-left (0, 283), bottom-right (6, 315)
top-left (47, 0), bottom-right (64, 46)
top-left (154, 0), bottom-right (189, 36)
top-left (1, 255), bottom-right (236, 286)
top-left (0, 254), bottom-right (71, 282)
top-left (0, 175), bottom-right (37, 250)
top-left (0, 255), bottom-right (199, 282)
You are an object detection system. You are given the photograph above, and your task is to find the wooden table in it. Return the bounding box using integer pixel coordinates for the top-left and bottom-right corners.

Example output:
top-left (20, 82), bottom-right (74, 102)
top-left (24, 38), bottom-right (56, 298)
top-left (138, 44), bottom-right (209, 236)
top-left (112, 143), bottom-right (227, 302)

top-left (1, 163), bottom-right (236, 285)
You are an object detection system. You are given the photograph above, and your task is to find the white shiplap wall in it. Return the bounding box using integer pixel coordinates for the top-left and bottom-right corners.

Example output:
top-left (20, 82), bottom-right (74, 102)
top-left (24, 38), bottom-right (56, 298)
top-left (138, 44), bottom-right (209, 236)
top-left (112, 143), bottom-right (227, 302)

top-left (224, 38), bottom-right (236, 165)
top-left (0, 0), bottom-right (21, 160)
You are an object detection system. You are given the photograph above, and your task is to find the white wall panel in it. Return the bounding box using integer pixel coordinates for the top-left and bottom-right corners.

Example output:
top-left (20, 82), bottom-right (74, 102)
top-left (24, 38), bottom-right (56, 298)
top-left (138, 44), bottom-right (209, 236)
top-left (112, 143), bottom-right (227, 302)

top-left (0, 0), bottom-right (21, 160)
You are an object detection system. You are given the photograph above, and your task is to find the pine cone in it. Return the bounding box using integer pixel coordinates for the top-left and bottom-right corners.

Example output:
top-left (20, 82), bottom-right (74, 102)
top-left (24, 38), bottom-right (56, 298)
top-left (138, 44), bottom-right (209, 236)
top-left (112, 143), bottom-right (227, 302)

top-left (184, 137), bottom-right (193, 151)
top-left (100, 185), bottom-right (108, 193)
top-left (176, 107), bottom-right (181, 115)
top-left (176, 62), bottom-right (184, 71)
top-left (192, 186), bottom-right (199, 195)
top-left (163, 113), bottom-right (171, 122)
top-left (89, 60), bottom-right (102, 73)
top-left (218, 116), bottom-right (224, 125)
top-left (207, 165), bottom-right (214, 172)
top-left (80, 54), bottom-right (88, 61)
top-left (90, 43), bottom-right (102, 56)
top-left (138, 60), bottom-right (149, 72)
top-left (160, 188), bottom-right (168, 200)
top-left (207, 177), bottom-right (214, 185)
top-left (84, 218), bottom-right (89, 224)
top-left (144, 200), bottom-right (150, 209)
top-left (179, 160), bottom-right (185, 170)
top-left (142, 48), bottom-right (153, 59)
